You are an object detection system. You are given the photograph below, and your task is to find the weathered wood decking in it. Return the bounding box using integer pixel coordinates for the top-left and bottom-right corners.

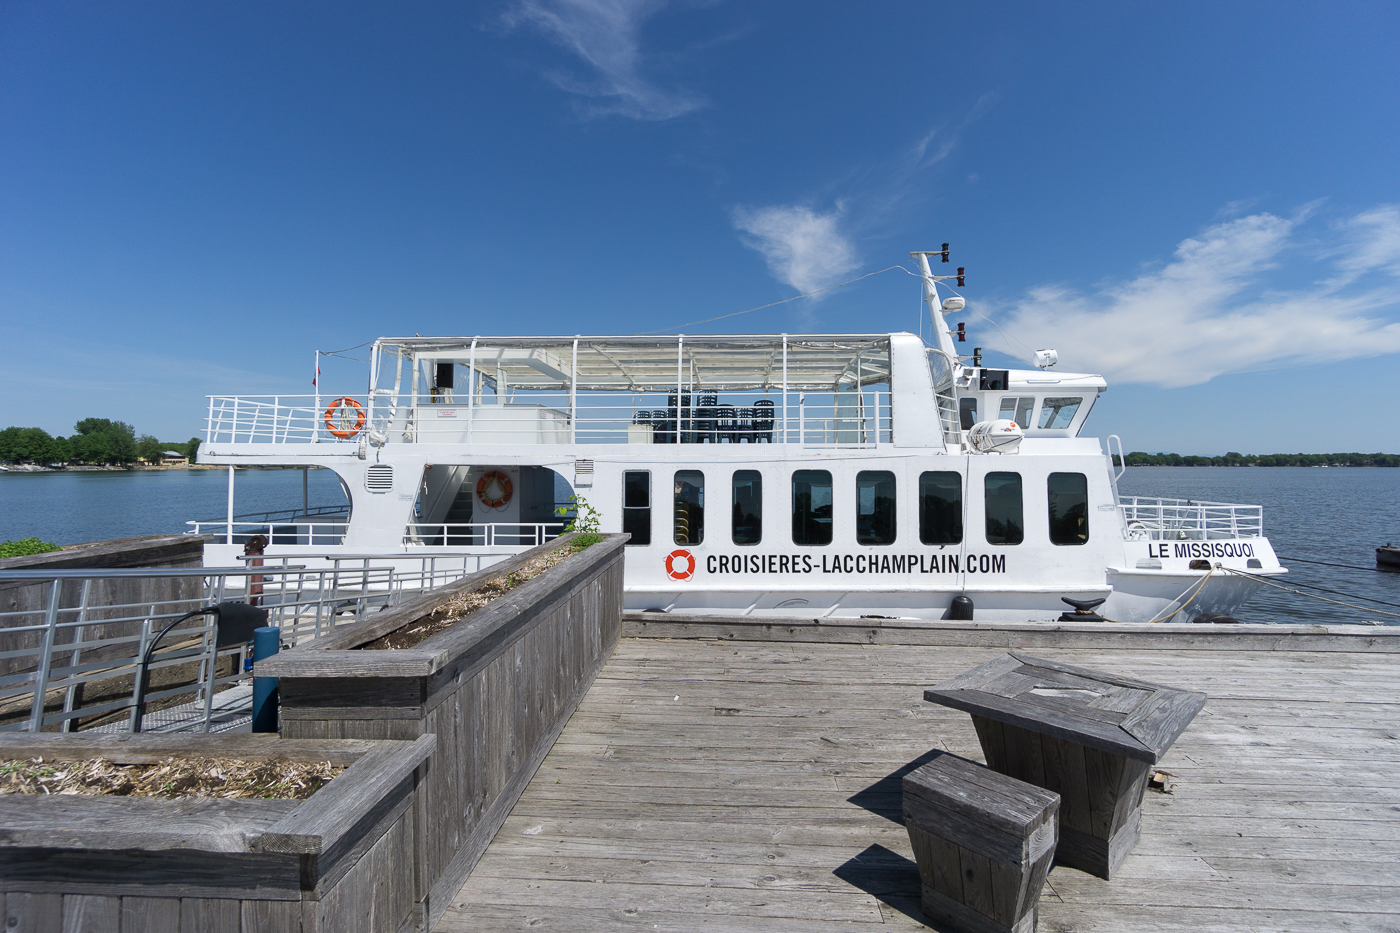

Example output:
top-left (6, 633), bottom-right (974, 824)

top-left (438, 620), bottom-right (1400, 933)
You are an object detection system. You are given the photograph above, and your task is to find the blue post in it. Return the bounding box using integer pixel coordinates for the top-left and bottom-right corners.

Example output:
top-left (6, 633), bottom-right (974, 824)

top-left (251, 626), bottom-right (280, 733)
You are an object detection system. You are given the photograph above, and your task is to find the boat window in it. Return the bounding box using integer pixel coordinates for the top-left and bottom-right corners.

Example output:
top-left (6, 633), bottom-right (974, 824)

top-left (919, 472), bottom-right (963, 545)
top-left (959, 398), bottom-right (977, 430)
top-left (985, 472), bottom-right (1024, 545)
top-left (792, 470), bottom-right (833, 546)
top-left (674, 470), bottom-right (704, 545)
top-left (856, 471), bottom-right (896, 545)
top-left (1037, 397), bottom-right (1083, 430)
top-left (622, 471), bottom-right (651, 546)
top-left (732, 470), bottom-right (762, 545)
top-left (1048, 472), bottom-right (1089, 545)
top-left (998, 396), bottom-right (1036, 429)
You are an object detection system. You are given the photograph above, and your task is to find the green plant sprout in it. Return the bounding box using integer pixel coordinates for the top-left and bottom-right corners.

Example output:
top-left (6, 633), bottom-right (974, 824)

top-left (555, 494), bottom-right (603, 547)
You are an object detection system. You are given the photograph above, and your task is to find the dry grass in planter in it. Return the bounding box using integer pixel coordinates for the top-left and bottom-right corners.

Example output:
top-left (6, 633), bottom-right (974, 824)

top-left (0, 755), bottom-right (340, 800)
top-left (360, 538), bottom-right (596, 651)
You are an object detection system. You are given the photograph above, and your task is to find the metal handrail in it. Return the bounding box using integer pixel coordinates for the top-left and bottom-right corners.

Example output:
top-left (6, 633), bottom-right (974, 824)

top-left (0, 550), bottom-right (516, 734)
top-left (403, 523), bottom-right (567, 547)
top-left (185, 519), bottom-right (349, 546)
top-left (1118, 496), bottom-right (1264, 539)
top-left (205, 390), bottom-right (895, 448)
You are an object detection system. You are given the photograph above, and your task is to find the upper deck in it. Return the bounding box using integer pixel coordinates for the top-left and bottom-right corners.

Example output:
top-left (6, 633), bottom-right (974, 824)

top-left (203, 333), bottom-right (1107, 454)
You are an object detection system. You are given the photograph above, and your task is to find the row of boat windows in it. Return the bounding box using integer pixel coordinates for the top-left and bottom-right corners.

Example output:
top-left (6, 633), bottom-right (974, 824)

top-left (621, 470), bottom-right (1091, 548)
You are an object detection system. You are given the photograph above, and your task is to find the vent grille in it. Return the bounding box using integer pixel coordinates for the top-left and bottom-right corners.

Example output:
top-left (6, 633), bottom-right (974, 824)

top-left (366, 464), bottom-right (393, 492)
top-left (574, 459), bottom-right (594, 487)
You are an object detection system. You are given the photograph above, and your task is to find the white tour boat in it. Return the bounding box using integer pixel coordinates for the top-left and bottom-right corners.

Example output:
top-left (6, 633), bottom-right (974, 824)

top-left (192, 251), bottom-right (1285, 623)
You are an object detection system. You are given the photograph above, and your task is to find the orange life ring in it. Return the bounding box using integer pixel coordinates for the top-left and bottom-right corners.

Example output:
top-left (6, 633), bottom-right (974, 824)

top-left (476, 471), bottom-right (513, 509)
top-left (665, 549), bottom-right (696, 581)
top-left (323, 397), bottom-right (366, 439)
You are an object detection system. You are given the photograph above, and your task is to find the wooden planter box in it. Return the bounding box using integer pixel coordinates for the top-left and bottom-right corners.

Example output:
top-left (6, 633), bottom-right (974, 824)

top-left (257, 533), bottom-right (626, 927)
top-left (0, 732), bottom-right (434, 933)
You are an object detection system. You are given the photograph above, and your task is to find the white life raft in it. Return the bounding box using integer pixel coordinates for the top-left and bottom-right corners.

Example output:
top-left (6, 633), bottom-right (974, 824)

top-left (967, 419), bottom-right (1025, 454)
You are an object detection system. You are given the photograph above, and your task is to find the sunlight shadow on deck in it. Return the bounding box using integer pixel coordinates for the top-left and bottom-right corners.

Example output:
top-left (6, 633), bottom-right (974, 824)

top-left (846, 747), bottom-right (949, 824)
top-left (832, 844), bottom-right (932, 928)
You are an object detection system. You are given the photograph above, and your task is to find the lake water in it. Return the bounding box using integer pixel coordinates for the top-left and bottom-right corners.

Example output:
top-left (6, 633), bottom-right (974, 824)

top-left (2, 465), bottom-right (1396, 624)
top-left (0, 468), bottom-right (348, 544)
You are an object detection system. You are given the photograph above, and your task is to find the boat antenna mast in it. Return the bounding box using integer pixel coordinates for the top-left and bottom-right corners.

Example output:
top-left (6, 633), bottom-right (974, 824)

top-left (911, 246), bottom-right (968, 365)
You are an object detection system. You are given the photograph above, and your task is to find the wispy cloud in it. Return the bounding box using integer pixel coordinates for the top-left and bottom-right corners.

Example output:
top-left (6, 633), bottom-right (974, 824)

top-left (1329, 205), bottom-right (1400, 286)
top-left (502, 0), bottom-right (705, 121)
top-left (731, 205), bottom-right (860, 296)
top-left (984, 207), bottom-right (1400, 387)
top-left (732, 96), bottom-right (997, 297)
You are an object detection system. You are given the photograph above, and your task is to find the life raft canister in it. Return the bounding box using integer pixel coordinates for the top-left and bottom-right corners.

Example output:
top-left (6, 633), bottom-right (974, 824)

top-left (323, 397), bottom-right (366, 439)
top-left (476, 471), bottom-right (513, 509)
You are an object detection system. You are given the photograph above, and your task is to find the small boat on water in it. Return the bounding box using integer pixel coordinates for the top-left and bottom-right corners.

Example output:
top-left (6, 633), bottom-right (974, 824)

top-left (1379, 545), bottom-right (1400, 571)
top-left (189, 250), bottom-right (1287, 622)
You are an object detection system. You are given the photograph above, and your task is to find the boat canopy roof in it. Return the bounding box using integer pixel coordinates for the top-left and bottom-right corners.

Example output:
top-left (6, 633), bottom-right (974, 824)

top-left (373, 334), bottom-right (895, 392)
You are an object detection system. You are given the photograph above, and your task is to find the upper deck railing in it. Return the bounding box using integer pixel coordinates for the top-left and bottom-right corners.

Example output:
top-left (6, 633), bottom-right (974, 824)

top-left (205, 390), bottom-right (893, 449)
top-left (1119, 497), bottom-right (1264, 540)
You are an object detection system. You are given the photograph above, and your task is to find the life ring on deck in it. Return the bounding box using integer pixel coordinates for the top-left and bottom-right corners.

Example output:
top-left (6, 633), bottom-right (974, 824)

top-left (476, 471), bottom-right (513, 509)
top-left (323, 398), bottom-right (366, 439)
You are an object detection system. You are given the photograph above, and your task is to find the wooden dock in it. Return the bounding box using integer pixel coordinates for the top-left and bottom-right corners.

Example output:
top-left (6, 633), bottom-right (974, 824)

top-left (436, 618), bottom-right (1400, 932)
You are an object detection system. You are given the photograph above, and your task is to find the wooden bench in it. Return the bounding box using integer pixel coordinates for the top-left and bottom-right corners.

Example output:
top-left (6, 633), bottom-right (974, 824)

top-left (903, 752), bottom-right (1059, 933)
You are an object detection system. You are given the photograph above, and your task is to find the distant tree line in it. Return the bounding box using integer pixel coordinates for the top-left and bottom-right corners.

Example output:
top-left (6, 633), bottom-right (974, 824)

top-left (0, 420), bottom-right (201, 466)
top-left (1124, 451), bottom-right (1400, 468)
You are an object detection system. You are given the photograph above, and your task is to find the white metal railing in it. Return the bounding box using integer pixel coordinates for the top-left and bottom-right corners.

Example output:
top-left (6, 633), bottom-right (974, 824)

top-left (207, 396), bottom-right (327, 444)
top-left (404, 522), bottom-right (567, 547)
top-left (206, 391), bottom-right (894, 448)
top-left (0, 551), bottom-right (513, 734)
top-left (791, 392), bottom-right (891, 448)
top-left (1118, 497), bottom-right (1264, 540)
top-left (186, 519), bottom-right (348, 547)
top-left (217, 504), bottom-right (347, 524)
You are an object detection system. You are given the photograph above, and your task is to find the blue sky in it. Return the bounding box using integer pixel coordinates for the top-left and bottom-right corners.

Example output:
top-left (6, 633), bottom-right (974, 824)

top-left (2, 1), bottom-right (1398, 454)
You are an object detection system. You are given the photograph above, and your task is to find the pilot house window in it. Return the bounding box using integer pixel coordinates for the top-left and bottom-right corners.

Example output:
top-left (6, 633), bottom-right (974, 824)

top-left (732, 471), bottom-right (762, 545)
top-left (919, 472), bottom-right (963, 545)
top-left (856, 471), bottom-right (896, 545)
top-left (984, 472), bottom-right (1024, 546)
top-left (792, 470), bottom-right (832, 546)
top-left (998, 396), bottom-right (1035, 429)
top-left (959, 398), bottom-right (978, 430)
top-left (674, 470), bottom-right (704, 545)
top-left (1048, 472), bottom-right (1089, 545)
top-left (1037, 397), bottom-right (1083, 430)
top-left (622, 471), bottom-right (651, 546)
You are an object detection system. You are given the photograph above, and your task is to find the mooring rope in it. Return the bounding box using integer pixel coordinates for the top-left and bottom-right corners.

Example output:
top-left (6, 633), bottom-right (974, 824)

top-left (1220, 567), bottom-right (1400, 621)
top-left (1276, 554), bottom-right (1396, 574)
top-left (1081, 567), bottom-right (1214, 625)
top-left (1140, 566), bottom-right (1217, 624)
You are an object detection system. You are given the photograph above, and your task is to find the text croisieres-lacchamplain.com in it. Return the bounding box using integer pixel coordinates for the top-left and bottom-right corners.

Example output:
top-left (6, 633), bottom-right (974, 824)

top-left (702, 552), bottom-right (1008, 575)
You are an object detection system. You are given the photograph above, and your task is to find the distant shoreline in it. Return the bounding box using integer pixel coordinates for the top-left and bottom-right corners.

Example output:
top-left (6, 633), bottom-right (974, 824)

top-left (0, 464), bottom-right (300, 474)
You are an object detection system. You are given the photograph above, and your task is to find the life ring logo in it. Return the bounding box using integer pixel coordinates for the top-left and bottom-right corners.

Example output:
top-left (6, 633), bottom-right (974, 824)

top-left (665, 549), bottom-right (696, 581)
top-left (475, 471), bottom-right (513, 509)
